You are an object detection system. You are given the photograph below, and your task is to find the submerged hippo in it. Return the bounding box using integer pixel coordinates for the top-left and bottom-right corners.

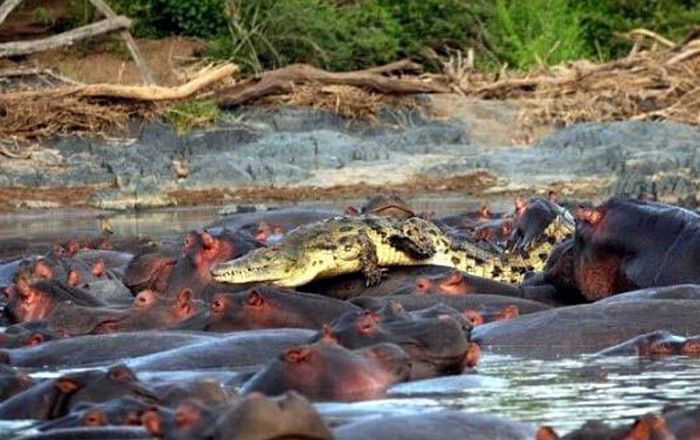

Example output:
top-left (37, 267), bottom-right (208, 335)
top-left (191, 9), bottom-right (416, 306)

top-left (593, 330), bottom-right (700, 357)
top-left (241, 338), bottom-right (411, 401)
top-left (472, 300), bottom-right (700, 357)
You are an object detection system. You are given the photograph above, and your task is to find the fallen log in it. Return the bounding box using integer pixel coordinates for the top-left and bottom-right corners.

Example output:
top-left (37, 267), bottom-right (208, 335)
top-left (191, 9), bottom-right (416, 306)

top-left (0, 0), bottom-right (23, 27)
top-left (215, 62), bottom-right (448, 107)
top-left (0, 16), bottom-right (132, 58)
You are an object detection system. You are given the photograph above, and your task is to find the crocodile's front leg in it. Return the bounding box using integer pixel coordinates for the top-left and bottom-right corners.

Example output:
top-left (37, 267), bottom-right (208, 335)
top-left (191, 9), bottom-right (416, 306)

top-left (389, 218), bottom-right (437, 259)
top-left (358, 231), bottom-right (383, 286)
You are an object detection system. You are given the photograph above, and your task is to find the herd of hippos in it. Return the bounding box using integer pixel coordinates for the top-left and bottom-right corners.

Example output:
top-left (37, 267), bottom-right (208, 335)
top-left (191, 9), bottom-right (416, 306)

top-left (2, 192), bottom-right (700, 439)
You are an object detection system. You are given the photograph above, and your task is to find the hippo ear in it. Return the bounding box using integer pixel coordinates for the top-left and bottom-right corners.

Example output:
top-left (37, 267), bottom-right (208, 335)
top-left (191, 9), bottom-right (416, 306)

top-left (55, 378), bottom-right (80, 394)
top-left (285, 347), bottom-right (312, 363)
top-left (535, 426), bottom-right (559, 440)
top-left (514, 196), bottom-right (527, 216)
top-left (142, 410), bottom-right (163, 437)
top-left (26, 333), bottom-right (44, 346)
top-left (91, 259), bottom-right (106, 278)
top-left (575, 207), bottom-right (603, 225)
top-left (319, 324), bottom-right (338, 344)
top-left (34, 260), bottom-right (53, 279)
top-left (498, 305), bottom-right (520, 320)
top-left (443, 270), bottom-right (464, 286)
top-left (626, 418), bottom-right (652, 440)
top-left (174, 401), bottom-right (203, 430)
top-left (177, 289), bottom-right (193, 308)
top-left (479, 205), bottom-right (491, 220)
top-left (344, 206), bottom-right (360, 217)
top-left (67, 268), bottom-right (80, 287)
top-left (246, 289), bottom-right (266, 308)
top-left (108, 365), bottom-right (136, 382)
top-left (464, 343), bottom-right (481, 369)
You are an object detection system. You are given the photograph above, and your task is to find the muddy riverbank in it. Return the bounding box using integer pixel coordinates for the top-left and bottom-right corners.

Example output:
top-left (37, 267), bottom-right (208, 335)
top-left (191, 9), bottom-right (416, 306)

top-left (1, 95), bottom-right (699, 212)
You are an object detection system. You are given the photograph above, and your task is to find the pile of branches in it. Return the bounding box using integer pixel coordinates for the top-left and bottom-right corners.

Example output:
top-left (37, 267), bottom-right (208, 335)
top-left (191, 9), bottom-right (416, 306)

top-left (444, 29), bottom-right (700, 127)
top-left (0, 64), bottom-right (238, 142)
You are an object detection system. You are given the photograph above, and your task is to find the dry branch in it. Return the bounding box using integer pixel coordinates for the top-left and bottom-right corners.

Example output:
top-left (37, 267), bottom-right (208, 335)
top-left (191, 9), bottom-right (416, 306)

top-left (216, 62), bottom-right (447, 107)
top-left (88, 0), bottom-right (155, 85)
top-left (77, 63), bottom-right (238, 100)
top-left (0, 0), bottom-right (23, 26)
top-left (0, 16), bottom-right (132, 58)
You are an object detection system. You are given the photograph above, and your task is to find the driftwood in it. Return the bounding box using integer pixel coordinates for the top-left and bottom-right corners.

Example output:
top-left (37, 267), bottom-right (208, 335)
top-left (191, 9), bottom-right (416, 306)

top-left (216, 61), bottom-right (447, 107)
top-left (0, 0), bottom-right (22, 26)
top-left (0, 16), bottom-right (132, 58)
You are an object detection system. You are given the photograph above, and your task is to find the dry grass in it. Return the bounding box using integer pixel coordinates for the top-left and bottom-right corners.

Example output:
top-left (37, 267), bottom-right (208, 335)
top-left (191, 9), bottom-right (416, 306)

top-left (439, 29), bottom-right (700, 128)
top-left (258, 83), bottom-right (419, 122)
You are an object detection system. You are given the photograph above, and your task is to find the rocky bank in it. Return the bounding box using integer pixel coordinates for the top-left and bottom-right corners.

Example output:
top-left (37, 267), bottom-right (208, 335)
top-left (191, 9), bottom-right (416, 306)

top-left (1, 94), bottom-right (699, 211)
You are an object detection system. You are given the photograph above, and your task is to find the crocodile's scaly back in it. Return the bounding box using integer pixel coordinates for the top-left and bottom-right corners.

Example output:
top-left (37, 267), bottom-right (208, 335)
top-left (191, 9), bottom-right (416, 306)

top-left (212, 213), bottom-right (573, 288)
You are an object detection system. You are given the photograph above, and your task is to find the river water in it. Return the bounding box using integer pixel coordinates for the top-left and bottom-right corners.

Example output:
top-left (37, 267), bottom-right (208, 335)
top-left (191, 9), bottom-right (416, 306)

top-left (2, 198), bottom-right (699, 437)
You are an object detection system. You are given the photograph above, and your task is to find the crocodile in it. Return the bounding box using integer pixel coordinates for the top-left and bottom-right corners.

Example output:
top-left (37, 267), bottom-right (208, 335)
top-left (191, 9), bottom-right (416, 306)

top-left (211, 210), bottom-right (574, 288)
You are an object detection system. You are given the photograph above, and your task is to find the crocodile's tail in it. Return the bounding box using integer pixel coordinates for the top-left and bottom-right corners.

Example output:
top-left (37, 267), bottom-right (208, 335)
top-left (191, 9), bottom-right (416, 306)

top-left (451, 212), bottom-right (574, 285)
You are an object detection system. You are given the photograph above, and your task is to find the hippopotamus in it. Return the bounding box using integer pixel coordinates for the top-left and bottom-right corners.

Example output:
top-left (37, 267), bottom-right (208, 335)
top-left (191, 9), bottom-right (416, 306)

top-left (593, 330), bottom-right (700, 357)
top-left (334, 410), bottom-right (536, 440)
top-left (352, 293), bottom-right (551, 316)
top-left (302, 265), bottom-right (453, 299)
top-left (320, 309), bottom-right (476, 379)
top-left (2, 331), bottom-right (220, 369)
top-left (463, 304), bottom-right (520, 326)
top-left (471, 300), bottom-right (700, 357)
top-left (436, 204), bottom-right (502, 232)
top-left (0, 365), bottom-right (155, 420)
top-left (0, 363), bottom-right (33, 401)
top-left (162, 229), bottom-right (260, 298)
top-left (15, 427), bottom-right (153, 440)
top-left (126, 329), bottom-right (315, 372)
top-left (112, 289), bottom-right (206, 332)
top-left (207, 208), bottom-right (338, 239)
top-left (203, 286), bottom-right (359, 331)
top-left (36, 396), bottom-right (152, 431)
top-left (596, 284), bottom-right (700, 304)
top-left (536, 412), bottom-right (677, 440)
top-left (143, 392), bottom-right (333, 440)
top-left (0, 324), bottom-right (59, 349)
top-left (345, 193), bottom-right (418, 220)
top-left (411, 269), bottom-right (523, 296)
top-left (240, 338), bottom-right (411, 401)
top-left (123, 246), bottom-right (178, 294)
top-left (553, 198), bottom-right (700, 301)
top-left (3, 279), bottom-right (105, 324)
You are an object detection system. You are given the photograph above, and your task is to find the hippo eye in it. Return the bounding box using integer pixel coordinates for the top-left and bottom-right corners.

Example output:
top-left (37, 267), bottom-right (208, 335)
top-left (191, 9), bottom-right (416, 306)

top-left (108, 366), bottom-right (134, 382)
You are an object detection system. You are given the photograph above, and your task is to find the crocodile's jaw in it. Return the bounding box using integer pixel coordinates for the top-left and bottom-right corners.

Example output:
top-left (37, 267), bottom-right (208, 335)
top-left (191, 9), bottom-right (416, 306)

top-left (211, 247), bottom-right (298, 285)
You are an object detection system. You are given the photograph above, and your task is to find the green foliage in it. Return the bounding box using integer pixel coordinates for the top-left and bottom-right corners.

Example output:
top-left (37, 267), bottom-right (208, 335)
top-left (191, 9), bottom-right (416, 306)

top-left (166, 100), bottom-right (222, 135)
top-left (577, 0), bottom-right (700, 60)
top-left (110, 0), bottom-right (228, 38)
top-left (210, 0), bottom-right (402, 73)
top-left (66, 0), bottom-right (700, 73)
top-left (488, 0), bottom-right (589, 70)
top-left (376, 0), bottom-right (491, 58)
top-left (32, 6), bottom-right (55, 26)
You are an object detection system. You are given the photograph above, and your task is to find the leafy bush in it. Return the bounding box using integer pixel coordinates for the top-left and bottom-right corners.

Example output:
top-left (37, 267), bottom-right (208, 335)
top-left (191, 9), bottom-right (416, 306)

top-left (376, 0), bottom-right (492, 58)
top-left (488, 0), bottom-right (590, 70)
top-left (577, 0), bottom-right (700, 60)
top-left (110, 0), bottom-right (228, 38)
top-left (210, 0), bottom-right (402, 73)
